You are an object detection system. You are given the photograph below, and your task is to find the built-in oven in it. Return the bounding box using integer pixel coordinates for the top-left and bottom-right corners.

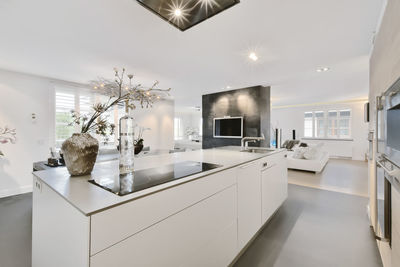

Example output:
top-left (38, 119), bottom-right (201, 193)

top-left (385, 83), bottom-right (400, 168)
top-left (376, 157), bottom-right (393, 244)
top-left (373, 77), bottom-right (400, 245)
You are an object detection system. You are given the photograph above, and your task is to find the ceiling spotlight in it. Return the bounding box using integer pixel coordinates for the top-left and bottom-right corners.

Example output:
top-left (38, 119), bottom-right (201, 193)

top-left (227, 86), bottom-right (231, 89)
top-left (174, 8), bottom-right (182, 16)
top-left (249, 52), bottom-right (258, 61)
top-left (316, 67), bottom-right (330, 72)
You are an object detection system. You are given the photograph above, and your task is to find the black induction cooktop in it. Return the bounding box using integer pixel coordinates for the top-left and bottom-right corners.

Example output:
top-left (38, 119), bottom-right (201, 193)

top-left (88, 161), bottom-right (222, 197)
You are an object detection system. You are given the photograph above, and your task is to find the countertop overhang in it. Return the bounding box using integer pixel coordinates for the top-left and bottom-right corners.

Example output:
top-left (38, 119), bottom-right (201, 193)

top-left (33, 147), bottom-right (284, 216)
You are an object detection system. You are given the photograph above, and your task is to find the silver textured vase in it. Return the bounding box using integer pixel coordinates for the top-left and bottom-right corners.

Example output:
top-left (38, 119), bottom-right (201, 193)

top-left (61, 133), bottom-right (99, 176)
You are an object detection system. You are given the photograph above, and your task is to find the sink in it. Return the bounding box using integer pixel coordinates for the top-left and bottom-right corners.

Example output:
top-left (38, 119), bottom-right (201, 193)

top-left (240, 148), bottom-right (275, 154)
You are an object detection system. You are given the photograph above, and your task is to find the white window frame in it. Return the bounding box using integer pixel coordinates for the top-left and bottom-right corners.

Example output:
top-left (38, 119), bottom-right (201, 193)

top-left (303, 109), bottom-right (352, 140)
top-left (174, 117), bottom-right (183, 140)
top-left (304, 112), bottom-right (313, 138)
top-left (54, 85), bottom-right (121, 148)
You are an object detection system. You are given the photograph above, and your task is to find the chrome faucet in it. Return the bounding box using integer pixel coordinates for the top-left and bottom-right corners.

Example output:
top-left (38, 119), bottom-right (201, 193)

top-left (241, 133), bottom-right (265, 150)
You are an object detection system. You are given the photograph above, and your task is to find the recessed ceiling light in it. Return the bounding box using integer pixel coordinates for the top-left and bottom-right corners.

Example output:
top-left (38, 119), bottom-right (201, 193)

top-left (249, 52), bottom-right (258, 61)
top-left (227, 86), bottom-right (231, 89)
top-left (316, 67), bottom-right (330, 72)
top-left (174, 9), bottom-right (182, 16)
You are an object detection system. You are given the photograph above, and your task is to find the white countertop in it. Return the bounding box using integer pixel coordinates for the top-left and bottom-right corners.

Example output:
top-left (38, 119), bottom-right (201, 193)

top-left (33, 146), bottom-right (284, 216)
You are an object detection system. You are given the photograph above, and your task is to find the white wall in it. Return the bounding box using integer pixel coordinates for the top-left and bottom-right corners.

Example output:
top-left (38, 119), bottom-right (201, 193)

top-left (0, 69), bottom-right (175, 198)
top-left (0, 69), bottom-right (53, 197)
top-left (174, 108), bottom-right (202, 140)
top-left (271, 100), bottom-right (369, 160)
top-left (130, 100), bottom-right (174, 150)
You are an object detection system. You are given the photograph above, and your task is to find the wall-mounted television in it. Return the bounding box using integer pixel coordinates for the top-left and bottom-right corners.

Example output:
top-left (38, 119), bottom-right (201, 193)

top-left (213, 117), bottom-right (243, 138)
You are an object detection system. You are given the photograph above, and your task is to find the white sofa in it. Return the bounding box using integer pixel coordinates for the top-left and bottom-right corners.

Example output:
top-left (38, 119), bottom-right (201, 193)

top-left (287, 151), bottom-right (329, 173)
top-left (286, 142), bottom-right (329, 173)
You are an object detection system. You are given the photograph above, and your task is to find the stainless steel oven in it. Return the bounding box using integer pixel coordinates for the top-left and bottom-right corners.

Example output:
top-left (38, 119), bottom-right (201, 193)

top-left (373, 77), bottom-right (400, 245)
top-left (384, 81), bottom-right (400, 167)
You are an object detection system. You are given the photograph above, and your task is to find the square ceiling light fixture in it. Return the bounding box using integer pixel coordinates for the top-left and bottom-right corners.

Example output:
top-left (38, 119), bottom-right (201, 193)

top-left (136, 0), bottom-right (240, 31)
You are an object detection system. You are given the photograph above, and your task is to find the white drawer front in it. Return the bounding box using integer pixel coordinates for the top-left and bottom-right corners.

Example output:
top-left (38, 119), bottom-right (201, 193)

top-left (90, 168), bottom-right (236, 255)
top-left (90, 185), bottom-right (237, 267)
top-left (256, 151), bottom-right (286, 170)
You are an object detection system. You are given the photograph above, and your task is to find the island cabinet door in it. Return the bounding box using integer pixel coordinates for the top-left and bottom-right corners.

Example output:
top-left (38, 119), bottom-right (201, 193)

top-left (237, 161), bottom-right (262, 250)
top-left (392, 188), bottom-right (400, 266)
top-left (261, 155), bottom-right (288, 224)
top-left (90, 185), bottom-right (237, 267)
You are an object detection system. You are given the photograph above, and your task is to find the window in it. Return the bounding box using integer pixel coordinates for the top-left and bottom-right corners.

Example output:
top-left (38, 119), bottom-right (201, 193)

top-left (327, 111), bottom-right (338, 138)
top-left (55, 92), bottom-right (76, 147)
top-left (55, 86), bottom-right (121, 147)
top-left (314, 111), bottom-right (325, 138)
top-left (174, 118), bottom-right (183, 140)
top-left (303, 109), bottom-right (351, 139)
top-left (304, 112), bottom-right (313, 137)
top-left (338, 110), bottom-right (351, 138)
top-left (199, 118), bottom-right (203, 137)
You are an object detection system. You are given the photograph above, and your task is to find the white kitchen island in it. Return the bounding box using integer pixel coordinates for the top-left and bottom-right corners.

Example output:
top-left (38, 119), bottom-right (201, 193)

top-left (32, 147), bottom-right (287, 267)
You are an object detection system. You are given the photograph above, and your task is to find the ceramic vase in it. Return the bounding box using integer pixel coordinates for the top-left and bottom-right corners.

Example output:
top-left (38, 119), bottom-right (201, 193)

top-left (61, 133), bottom-right (99, 176)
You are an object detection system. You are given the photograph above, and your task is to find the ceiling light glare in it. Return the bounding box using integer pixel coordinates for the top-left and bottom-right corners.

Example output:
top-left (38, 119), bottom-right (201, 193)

top-left (249, 52), bottom-right (258, 61)
top-left (316, 67), bottom-right (330, 72)
top-left (174, 8), bottom-right (182, 16)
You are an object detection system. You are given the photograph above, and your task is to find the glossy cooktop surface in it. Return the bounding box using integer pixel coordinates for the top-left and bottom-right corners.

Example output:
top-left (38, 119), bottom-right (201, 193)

top-left (88, 161), bottom-right (222, 196)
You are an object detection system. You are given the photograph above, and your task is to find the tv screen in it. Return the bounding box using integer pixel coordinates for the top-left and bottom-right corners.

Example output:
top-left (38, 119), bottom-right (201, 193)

top-left (214, 117), bottom-right (243, 138)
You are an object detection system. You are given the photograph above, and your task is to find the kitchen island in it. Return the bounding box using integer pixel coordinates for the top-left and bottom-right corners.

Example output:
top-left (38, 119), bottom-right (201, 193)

top-left (32, 147), bottom-right (287, 267)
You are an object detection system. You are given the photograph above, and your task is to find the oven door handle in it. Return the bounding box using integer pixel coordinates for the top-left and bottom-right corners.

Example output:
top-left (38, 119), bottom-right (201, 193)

top-left (377, 159), bottom-right (400, 180)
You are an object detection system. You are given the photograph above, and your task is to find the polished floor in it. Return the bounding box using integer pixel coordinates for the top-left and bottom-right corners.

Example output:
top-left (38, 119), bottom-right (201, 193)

top-left (234, 185), bottom-right (382, 267)
top-left (0, 192), bottom-right (32, 267)
top-left (288, 158), bottom-right (369, 197)
top-left (0, 185), bottom-right (381, 267)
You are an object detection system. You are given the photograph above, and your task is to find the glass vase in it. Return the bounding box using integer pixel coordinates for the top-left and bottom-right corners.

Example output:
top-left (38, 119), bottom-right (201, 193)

top-left (119, 113), bottom-right (135, 175)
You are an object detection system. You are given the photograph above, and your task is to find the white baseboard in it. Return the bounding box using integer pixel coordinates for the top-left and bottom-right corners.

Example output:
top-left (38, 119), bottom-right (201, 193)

top-left (0, 185), bottom-right (33, 198)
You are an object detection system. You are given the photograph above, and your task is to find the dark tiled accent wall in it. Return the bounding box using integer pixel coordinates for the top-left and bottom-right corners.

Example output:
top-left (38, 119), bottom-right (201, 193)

top-left (202, 86), bottom-right (271, 149)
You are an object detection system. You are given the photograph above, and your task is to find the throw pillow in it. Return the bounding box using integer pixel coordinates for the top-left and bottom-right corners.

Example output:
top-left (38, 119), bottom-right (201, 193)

top-left (292, 147), bottom-right (307, 159)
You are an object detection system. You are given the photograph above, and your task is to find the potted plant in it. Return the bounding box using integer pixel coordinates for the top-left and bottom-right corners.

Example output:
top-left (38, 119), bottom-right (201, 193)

top-left (134, 127), bottom-right (150, 154)
top-left (62, 68), bottom-right (170, 176)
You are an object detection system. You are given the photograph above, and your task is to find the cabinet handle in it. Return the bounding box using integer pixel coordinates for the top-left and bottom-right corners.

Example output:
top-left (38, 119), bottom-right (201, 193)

top-left (263, 162), bottom-right (268, 168)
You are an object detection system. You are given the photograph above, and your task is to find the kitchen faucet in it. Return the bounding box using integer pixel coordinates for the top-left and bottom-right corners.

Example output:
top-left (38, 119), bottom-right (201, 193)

top-left (241, 133), bottom-right (265, 150)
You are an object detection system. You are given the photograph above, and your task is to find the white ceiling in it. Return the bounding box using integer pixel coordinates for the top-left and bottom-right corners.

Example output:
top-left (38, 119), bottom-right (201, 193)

top-left (0, 0), bottom-right (384, 107)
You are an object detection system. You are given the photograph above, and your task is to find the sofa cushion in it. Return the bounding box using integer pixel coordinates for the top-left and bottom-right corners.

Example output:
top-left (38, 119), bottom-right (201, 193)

top-left (303, 143), bottom-right (324, 160)
top-left (292, 147), bottom-right (307, 159)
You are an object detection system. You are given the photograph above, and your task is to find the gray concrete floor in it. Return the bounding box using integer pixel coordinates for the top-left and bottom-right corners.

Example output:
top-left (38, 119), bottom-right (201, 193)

top-left (0, 192), bottom-right (32, 267)
top-left (234, 185), bottom-right (382, 267)
top-left (0, 186), bottom-right (381, 267)
top-left (288, 159), bottom-right (369, 197)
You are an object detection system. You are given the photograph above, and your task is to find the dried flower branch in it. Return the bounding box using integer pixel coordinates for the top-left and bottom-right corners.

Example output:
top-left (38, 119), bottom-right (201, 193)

top-left (0, 126), bottom-right (17, 157)
top-left (70, 68), bottom-right (171, 137)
